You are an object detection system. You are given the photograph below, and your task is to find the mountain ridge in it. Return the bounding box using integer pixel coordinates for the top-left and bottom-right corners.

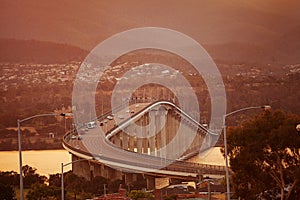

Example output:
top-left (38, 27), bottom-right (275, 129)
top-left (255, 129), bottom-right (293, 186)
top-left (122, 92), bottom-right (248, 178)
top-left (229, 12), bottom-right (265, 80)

top-left (1, 0), bottom-right (299, 51)
top-left (1, 37), bottom-right (300, 65)
top-left (0, 38), bottom-right (88, 64)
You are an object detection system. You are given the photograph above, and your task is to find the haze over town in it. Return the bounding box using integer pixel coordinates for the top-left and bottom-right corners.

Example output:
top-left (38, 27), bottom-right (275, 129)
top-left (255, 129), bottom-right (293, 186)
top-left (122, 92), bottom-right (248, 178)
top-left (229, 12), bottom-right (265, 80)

top-left (0, 1), bottom-right (300, 200)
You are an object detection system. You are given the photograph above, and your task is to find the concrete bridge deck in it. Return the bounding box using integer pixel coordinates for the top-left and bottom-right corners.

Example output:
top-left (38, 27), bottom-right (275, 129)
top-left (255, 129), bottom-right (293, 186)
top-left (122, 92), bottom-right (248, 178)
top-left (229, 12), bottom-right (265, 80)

top-left (62, 100), bottom-right (226, 184)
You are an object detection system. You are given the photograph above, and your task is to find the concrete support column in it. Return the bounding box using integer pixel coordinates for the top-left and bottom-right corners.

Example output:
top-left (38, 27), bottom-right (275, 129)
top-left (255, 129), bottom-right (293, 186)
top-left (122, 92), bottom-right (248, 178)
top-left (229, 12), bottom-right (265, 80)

top-left (166, 111), bottom-right (176, 159)
top-left (114, 133), bottom-right (121, 147)
top-left (136, 126), bottom-right (143, 154)
top-left (72, 155), bottom-right (93, 181)
top-left (125, 173), bottom-right (138, 186)
top-left (166, 112), bottom-right (172, 146)
top-left (146, 176), bottom-right (156, 190)
top-left (160, 110), bottom-right (167, 158)
top-left (128, 126), bottom-right (135, 151)
top-left (92, 162), bottom-right (106, 178)
top-left (172, 113), bottom-right (181, 158)
top-left (181, 119), bottom-right (191, 154)
top-left (142, 114), bottom-right (148, 154)
top-left (122, 130), bottom-right (129, 150)
top-left (107, 168), bottom-right (123, 181)
top-left (149, 111), bottom-right (156, 156)
top-left (155, 113), bottom-right (161, 157)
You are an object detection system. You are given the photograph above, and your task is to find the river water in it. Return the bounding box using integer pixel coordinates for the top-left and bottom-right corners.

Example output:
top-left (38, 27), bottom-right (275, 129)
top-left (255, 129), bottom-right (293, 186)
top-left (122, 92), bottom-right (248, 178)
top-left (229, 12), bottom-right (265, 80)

top-left (0, 149), bottom-right (72, 176)
top-left (0, 147), bottom-right (225, 177)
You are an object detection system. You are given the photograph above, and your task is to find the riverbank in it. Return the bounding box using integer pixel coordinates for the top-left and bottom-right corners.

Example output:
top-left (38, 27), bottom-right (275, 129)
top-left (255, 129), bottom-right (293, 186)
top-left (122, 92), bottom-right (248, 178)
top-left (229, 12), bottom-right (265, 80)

top-left (0, 137), bottom-right (63, 151)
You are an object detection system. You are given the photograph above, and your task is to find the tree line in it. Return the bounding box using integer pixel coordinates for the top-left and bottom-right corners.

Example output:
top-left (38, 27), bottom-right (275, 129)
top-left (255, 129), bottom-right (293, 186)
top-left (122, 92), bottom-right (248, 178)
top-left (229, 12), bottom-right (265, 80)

top-left (0, 165), bottom-right (151, 200)
top-left (225, 110), bottom-right (300, 200)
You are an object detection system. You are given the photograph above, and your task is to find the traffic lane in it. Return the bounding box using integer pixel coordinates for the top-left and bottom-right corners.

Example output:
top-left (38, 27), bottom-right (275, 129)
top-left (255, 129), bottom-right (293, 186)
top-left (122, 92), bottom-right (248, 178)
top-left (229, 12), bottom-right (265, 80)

top-left (81, 127), bottom-right (173, 170)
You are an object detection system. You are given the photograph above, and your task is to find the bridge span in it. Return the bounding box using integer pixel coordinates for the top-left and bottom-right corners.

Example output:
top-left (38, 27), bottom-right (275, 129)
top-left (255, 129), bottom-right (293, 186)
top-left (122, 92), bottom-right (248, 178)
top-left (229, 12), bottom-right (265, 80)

top-left (63, 100), bottom-right (225, 189)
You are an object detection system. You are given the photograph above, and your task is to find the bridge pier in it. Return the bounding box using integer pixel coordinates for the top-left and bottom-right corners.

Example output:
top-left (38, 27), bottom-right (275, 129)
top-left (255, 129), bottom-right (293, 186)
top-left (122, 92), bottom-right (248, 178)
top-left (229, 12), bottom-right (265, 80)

top-left (137, 126), bottom-right (143, 154)
top-left (122, 129), bottom-right (129, 150)
top-left (142, 114), bottom-right (148, 154)
top-left (72, 155), bottom-right (122, 181)
top-left (124, 173), bottom-right (137, 186)
top-left (110, 104), bottom-right (205, 160)
top-left (149, 110), bottom-right (156, 156)
top-left (146, 176), bottom-right (156, 190)
top-left (159, 109), bottom-right (167, 158)
top-left (72, 155), bottom-right (93, 181)
top-left (113, 133), bottom-right (121, 147)
top-left (128, 126), bottom-right (135, 151)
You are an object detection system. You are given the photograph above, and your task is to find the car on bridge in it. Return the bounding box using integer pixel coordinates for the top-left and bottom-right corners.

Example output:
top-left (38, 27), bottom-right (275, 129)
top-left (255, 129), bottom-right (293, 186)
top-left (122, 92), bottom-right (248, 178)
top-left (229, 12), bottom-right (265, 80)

top-left (87, 121), bottom-right (96, 129)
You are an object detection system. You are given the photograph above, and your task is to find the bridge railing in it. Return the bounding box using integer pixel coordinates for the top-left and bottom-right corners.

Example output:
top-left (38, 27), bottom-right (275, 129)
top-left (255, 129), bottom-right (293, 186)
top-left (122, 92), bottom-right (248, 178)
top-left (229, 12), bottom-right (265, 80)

top-left (63, 134), bottom-right (225, 176)
top-left (63, 100), bottom-right (131, 141)
top-left (165, 161), bottom-right (226, 175)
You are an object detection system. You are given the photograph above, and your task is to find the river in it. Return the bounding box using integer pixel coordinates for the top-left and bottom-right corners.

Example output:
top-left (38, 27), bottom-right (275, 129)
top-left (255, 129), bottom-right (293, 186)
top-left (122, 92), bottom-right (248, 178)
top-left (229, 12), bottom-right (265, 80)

top-left (0, 147), bottom-right (225, 177)
top-left (0, 149), bottom-right (72, 176)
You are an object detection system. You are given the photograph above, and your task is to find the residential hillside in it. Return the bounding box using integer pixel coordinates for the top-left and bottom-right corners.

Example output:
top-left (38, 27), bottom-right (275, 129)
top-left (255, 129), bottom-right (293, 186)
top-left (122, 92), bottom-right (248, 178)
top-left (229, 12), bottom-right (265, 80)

top-left (0, 39), bottom-right (299, 150)
top-left (0, 0), bottom-right (300, 150)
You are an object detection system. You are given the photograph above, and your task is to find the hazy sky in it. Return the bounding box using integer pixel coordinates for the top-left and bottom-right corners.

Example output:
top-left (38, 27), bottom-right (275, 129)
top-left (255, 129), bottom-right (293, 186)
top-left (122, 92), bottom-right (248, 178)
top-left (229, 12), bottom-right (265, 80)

top-left (1, 0), bottom-right (299, 50)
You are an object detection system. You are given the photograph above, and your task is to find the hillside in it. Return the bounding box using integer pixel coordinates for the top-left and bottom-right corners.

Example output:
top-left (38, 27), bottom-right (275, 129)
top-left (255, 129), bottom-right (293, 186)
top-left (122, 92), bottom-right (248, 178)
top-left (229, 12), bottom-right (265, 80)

top-left (0, 39), bottom-right (88, 64)
top-left (0, 1), bottom-right (300, 150)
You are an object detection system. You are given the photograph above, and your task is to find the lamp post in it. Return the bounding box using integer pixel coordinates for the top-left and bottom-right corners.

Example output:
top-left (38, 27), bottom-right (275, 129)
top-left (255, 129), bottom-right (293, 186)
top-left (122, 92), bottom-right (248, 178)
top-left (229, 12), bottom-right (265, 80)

top-left (18, 113), bottom-right (72, 200)
top-left (223, 105), bottom-right (271, 200)
top-left (61, 157), bottom-right (94, 200)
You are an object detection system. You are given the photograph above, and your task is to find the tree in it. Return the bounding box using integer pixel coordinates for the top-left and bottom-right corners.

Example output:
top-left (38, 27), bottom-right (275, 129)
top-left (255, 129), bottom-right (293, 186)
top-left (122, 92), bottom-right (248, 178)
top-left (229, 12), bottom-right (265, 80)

top-left (0, 171), bottom-right (19, 186)
top-left (226, 110), bottom-right (300, 199)
top-left (128, 190), bottom-right (154, 200)
top-left (49, 173), bottom-right (61, 187)
top-left (25, 183), bottom-right (50, 200)
top-left (22, 165), bottom-right (47, 188)
top-left (65, 173), bottom-right (87, 200)
top-left (26, 183), bottom-right (61, 200)
top-left (0, 183), bottom-right (15, 200)
top-left (86, 175), bottom-right (108, 195)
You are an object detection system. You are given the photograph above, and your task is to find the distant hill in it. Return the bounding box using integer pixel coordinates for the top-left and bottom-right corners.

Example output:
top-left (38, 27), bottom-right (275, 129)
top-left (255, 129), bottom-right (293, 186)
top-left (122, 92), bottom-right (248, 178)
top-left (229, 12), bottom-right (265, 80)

top-left (1, 37), bottom-right (300, 66)
top-left (1, 0), bottom-right (300, 66)
top-left (0, 39), bottom-right (88, 63)
top-left (1, 0), bottom-right (299, 65)
top-left (204, 37), bottom-right (300, 65)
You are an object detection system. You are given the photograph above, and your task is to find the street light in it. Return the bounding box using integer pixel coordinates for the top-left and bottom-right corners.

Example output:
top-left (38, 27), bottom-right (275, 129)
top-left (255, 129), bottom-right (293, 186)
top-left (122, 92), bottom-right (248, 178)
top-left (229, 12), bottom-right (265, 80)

top-left (18, 112), bottom-right (72, 200)
top-left (223, 105), bottom-right (271, 200)
top-left (61, 157), bottom-right (94, 200)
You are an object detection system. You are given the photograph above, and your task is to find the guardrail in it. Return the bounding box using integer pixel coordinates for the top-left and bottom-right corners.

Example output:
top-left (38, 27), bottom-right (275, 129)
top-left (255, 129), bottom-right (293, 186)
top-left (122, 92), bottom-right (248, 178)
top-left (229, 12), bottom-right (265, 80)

top-left (106, 100), bottom-right (214, 139)
top-left (63, 138), bottom-right (225, 177)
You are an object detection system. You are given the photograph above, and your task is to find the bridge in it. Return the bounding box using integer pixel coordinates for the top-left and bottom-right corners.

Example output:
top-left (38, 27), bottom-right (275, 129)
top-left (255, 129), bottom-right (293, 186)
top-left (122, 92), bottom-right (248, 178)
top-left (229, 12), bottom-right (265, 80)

top-left (62, 100), bottom-right (226, 189)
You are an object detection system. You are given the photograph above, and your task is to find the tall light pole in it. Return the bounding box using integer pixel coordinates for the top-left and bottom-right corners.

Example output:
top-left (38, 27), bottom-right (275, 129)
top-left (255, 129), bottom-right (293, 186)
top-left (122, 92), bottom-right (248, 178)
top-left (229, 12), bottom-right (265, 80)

top-left (18, 113), bottom-right (72, 200)
top-left (61, 157), bottom-right (94, 200)
top-left (223, 105), bottom-right (271, 200)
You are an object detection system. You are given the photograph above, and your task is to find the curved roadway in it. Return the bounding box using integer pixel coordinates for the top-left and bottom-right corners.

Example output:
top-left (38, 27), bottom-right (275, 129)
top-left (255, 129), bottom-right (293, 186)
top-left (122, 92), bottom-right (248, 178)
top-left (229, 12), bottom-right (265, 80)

top-left (63, 100), bottom-right (225, 178)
